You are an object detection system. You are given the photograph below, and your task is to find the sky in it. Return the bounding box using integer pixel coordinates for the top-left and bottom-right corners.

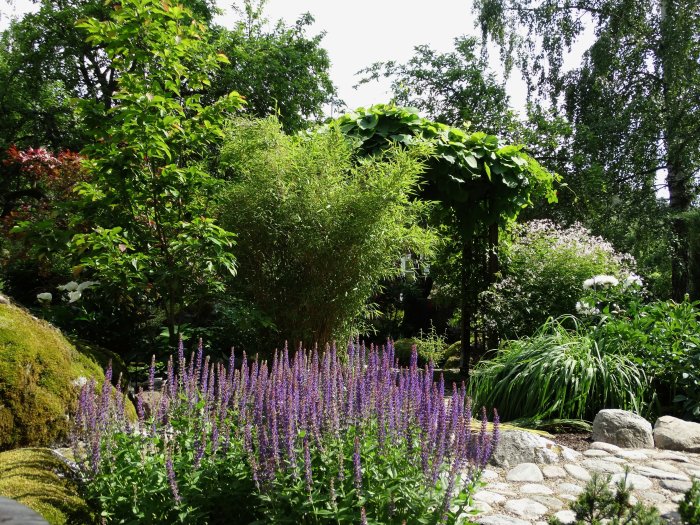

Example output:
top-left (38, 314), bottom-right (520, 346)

top-left (0, 0), bottom-right (594, 117)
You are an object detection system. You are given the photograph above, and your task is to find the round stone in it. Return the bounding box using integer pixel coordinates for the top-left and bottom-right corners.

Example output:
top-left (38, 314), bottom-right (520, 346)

top-left (583, 449), bottom-right (610, 457)
top-left (634, 465), bottom-right (690, 480)
top-left (590, 441), bottom-right (622, 453)
top-left (649, 461), bottom-right (682, 473)
top-left (543, 465), bottom-right (567, 479)
top-left (655, 452), bottom-right (690, 463)
top-left (639, 491), bottom-right (667, 504)
top-left (504, 498), bottom-right (548, 518)
top-left (474, 501), bottom-right (494, 513)
top-left (530, 495), bottom-right (565, 510)
top-left (660, 479), bottom-right (693, 492)
top-left (474, 490), bottom-right (507, 505)
top-left (581, 459), bottom-right (625, 474)
top-left (477, 515), bottom-right (530, 525)
top-left (558, 483), bottom-right (585, 495)
top-left (615, 450), bottom-right (649, 461)
top-left (507, 463), bottom-right (544, 482)
top-left (520, 483), bottom-right (554, 495)
top-left (564, 463), bottom-right (592, 481)
top-left (609, 472), bottom-right (653, 490)
top-left (553, 510), bottom-right (577, 524)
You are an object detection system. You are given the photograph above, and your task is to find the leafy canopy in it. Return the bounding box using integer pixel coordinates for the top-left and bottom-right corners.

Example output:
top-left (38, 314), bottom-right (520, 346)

top-left (72, 0), bottom-right (244, 343)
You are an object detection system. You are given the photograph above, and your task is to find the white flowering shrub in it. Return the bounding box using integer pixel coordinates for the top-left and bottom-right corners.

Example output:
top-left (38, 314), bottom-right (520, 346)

top-left (481, 220), bottom-right (636, 338)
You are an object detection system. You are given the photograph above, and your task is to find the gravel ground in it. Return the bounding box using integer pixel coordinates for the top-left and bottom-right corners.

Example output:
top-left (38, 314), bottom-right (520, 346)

top-left (550, 432), bottom-right (593, 452)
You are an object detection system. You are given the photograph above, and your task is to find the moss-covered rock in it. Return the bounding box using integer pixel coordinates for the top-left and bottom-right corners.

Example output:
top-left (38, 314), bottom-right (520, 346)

top-left (0, 448), bottom-right (95, 524)
top-left (0, 301), bottom-right (131, 450)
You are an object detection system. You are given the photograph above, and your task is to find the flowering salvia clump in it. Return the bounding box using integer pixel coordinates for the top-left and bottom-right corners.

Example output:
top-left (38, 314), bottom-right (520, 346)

top-left (73, 341), bottom-right (499, 524)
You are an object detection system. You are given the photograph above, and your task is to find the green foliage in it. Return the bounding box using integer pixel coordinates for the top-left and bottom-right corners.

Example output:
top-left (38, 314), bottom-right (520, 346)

top-left (481, 220), bottom-right (636, 338)
top-left (207, 0), bottom-right (337, 133)
top-left (597, 299), bottom-right (700, 419)
top-left (217, 117), bottom-right (433, 347)
top-left (393, 323), bottom-right (449, 366)
top-left (356, 36), bottom-right (517, 135)
top-left (0, 448), bottom-right (95, 524)
top-left (72, 0), bottom-right (244, 344)
top-left (330, 104), bottom-right (557, 236)
top-left (550, 471), bottom-right (662, 525)
top-left (468, 317), bottom-right (649, 422)
top-left (475, 0), bottom-right (700, 300)
top-left (680, 480), bottom-right (700, 525)
top-left (0, 302), bottom-right (110, 449)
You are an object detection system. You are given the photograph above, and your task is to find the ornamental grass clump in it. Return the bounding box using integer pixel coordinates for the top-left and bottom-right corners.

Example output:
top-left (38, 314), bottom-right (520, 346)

top-left (73, 341), bottom-right (498, 524)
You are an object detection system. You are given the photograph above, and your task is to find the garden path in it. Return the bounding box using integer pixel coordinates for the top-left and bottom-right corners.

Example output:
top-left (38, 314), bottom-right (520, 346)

top-left (476, 441), bottom-right (700, 525)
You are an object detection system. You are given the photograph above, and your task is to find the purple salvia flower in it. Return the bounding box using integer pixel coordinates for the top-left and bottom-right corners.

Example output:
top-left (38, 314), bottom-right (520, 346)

top-left (303, 435), bottom-right (313, 494)
top-left (360, 506), bottom-right (368, 525)
top-left (136, 386), bottom-right (145, 423)
top-left (148, 355), bottom-right (156, 393)
top-left (166, 449), bottom-right (182, 504)
top-left (353, 435), bottom-right (362, 494)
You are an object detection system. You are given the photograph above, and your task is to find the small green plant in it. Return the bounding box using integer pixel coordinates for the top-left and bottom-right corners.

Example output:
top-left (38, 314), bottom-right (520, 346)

top-left (680, 479), bottom-right (700, 525)
top-left (394, 322), bottom-right (449, 366)
top-left (550, 471), bottom-right (663, 525)
top-left (468, 316), bottom-right (649, 421)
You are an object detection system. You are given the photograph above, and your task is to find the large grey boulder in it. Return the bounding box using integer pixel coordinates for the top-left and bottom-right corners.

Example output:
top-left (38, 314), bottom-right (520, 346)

top-left (592, 409), bottom-right (653, 448)
top-left (654, 415), bottom-right (700, 452)
top-left (489, 430), bottom-right (580, 468)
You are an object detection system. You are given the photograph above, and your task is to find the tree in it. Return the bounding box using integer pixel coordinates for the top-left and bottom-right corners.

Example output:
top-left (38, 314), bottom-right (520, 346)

top-left (475, 0), bottom-right (700, 300)
top-left (216, 117), bottom-right (433, 348)
top-left (207, 0), bottom-right (337, 133)
top-left (357, 35), bottom-right (516, 135)
top-left (72, 0), bottom-right (243, 344)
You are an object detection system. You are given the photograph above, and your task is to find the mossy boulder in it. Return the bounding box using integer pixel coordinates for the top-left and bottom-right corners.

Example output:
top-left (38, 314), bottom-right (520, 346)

top-left (0, 301), bottom-right (131, 450)
top-left (0, 448), bottom-right (95, 524)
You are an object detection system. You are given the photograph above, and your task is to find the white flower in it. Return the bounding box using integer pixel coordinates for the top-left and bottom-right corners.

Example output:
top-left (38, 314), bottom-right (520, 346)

top-left (77, 281), bottom-right (99, 292)
top-left (623, 274), bottom-right (643, 289)
top-left (36, 292), bottom-right (52, 303)
top-left (67, 291), bottom-right (82, 303)
top-left (582, 275), bottom-right (619, 289)
top-left (57, 281), bottom-right (79, 292)
top-left (576, 301), bottom-right (600, 316)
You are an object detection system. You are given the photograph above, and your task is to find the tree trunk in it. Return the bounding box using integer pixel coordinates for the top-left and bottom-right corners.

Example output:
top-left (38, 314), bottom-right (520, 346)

top-left (661, 0), bottom-right (693, 300)
top-left (460, 238), bottom-right (472, 378)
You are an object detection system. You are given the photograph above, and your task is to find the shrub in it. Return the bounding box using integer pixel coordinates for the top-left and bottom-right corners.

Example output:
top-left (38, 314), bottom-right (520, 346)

top-left (597, 299), bottom-right (700, 420)
top-left (73, 342), bottom-right (498, 524)
top-left (481, 220), bottom-right (635, 338)
top-left (680, 479), bottom-right (700, 525)
top-left (550, 470), bottom-right (662, 525)
top-left (468, 317), bottom-right (649, 422)
top-left (217, 117), bottom-right (434, 348)
top-left (393, 323), bottom-right (449, 366)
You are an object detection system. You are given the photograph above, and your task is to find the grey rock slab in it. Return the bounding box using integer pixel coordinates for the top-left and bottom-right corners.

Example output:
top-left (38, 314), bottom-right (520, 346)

top-left (634, 465), bottom-right (690, 480)
top-left (477, 514), bottom-right (531, 525)
top-left (583, 449), bottom-right (611, 457)
top-left (481, 469), bottom-right (500, 480)
top-left (520, 483), bottom-right (554, 495)
top-left (474, 501), bottom-right (494, 513)
top-left (561, 448), bottom-right (583, 462)
top-left (639, 491), bottom-right (669, 504)
top-left (580, 458), bottom-right (625, 474)
top-left (654, 415), bottom-right (700, 453)
top-left (590, 441), bottom-right (622, 453)
top-left (491, 431), bottom-right (565, 468)
top-left (592, 409), bottom-right (654, 448)
top-left (560, 494), bottom-right (578, 502)
top-left (655, 451), bottom-right (690, 463)
top-left (648, 460), bottom-right (682, 473)
top-left (530, 495), bottom-right (565, 510)
top-left (671, 493), bottom-right (686, 503)
top-left (553, 510), bottom-right (577, 524)
top-left (558, 483), bottom-right (585, 495)
top-left (605, 456), bottom-right (628, 464)
top-left (542, 465), bottom-right (567, 479)
top-left (474, 490), bottom-right (507, 505)
top-left (504, 498), bottom-right (548, 519)
top-left (564, 463), bottom-right (592, 481)
top-left (506, 463), bottom-right (544, 482)
top-left (686, 468), bottom-right (700, 479)
top-left (609, 472), bottom-right (653, 490)
top-left (615, 450), bottom-right (649, 461)
top-left (487, 483), bottom-right (519, 496)
top-left (660, 479), bottom-right (693, 492)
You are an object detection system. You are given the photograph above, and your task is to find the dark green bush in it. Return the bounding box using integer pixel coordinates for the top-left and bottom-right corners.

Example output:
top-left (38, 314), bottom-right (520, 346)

top-left (468, 317), bottom-right (649, 422)
top-left (680, 480), bottom-right (700, 525)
